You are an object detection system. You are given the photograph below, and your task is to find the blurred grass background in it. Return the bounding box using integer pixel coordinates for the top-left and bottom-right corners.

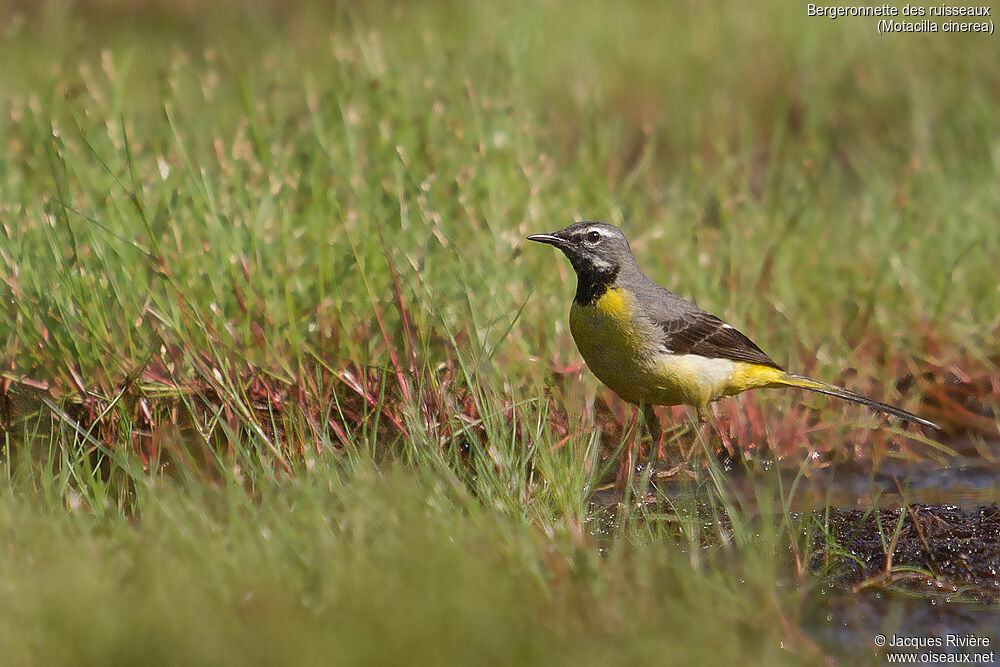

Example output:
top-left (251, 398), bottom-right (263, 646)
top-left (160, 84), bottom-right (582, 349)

top-left (1, 0), bottom-right (999, 663)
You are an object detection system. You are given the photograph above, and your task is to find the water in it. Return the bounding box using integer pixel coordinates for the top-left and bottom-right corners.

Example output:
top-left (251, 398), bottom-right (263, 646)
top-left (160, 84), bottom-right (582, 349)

top-left (586, 437), bottom-right (1000, 661)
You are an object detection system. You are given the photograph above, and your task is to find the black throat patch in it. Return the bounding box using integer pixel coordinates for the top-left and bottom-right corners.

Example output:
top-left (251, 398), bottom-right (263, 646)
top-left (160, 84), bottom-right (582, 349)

top-left (573, 265), bottom-right (619, 305)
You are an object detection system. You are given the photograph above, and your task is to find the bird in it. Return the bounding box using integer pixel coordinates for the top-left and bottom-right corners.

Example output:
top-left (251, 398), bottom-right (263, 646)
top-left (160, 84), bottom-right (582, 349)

top-left (527, 221), bottom-right (940, 476)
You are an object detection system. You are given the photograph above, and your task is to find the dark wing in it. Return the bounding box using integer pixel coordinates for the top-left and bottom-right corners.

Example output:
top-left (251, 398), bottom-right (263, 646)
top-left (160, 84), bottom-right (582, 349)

top-left (657, 308), bottom-right (783, 370)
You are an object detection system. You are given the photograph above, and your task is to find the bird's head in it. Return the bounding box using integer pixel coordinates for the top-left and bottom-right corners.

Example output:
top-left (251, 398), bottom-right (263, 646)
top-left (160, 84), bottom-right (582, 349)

top-left (527, 221), bottom-right (634, 279)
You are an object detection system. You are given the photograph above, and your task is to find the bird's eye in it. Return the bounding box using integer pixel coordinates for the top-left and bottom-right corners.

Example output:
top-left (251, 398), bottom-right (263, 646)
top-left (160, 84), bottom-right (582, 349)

top-left (585, 230), bottom-right (602, 244)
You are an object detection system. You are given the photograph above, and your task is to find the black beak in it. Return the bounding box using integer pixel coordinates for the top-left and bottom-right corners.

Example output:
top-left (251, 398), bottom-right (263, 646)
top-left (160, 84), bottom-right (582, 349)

top-left (526, 232), bottom-right (568, 249)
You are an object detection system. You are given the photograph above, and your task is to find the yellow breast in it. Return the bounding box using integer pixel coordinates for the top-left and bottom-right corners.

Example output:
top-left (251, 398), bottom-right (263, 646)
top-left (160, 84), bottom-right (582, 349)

top-left (569, 287), bottom-right (657, 404)
top-left (569, 288), bottom-right (643, 353)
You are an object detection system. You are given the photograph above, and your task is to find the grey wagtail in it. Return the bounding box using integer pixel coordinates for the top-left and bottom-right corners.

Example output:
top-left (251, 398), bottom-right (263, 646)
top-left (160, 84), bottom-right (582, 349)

top-left (528, 222), bottom-right (940, 445)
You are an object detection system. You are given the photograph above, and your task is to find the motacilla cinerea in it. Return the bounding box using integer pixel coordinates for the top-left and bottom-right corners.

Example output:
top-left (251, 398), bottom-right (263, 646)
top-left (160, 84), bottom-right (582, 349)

top-left (528, 222), bottom-right (940, 443)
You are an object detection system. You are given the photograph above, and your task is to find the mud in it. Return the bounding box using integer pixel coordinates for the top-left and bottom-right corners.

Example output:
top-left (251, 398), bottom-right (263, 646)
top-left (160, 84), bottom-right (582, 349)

top-left (813, 504), bottom-right (1000, 603)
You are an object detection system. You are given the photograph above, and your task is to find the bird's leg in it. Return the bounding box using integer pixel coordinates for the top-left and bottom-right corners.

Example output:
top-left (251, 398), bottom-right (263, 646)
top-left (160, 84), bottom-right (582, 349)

top-left (695, 404), bottom-right (727, 454)
top-left (709, 407), bottom-right (745, 471)
top-left (695, 404), bottom-right (712, 445)
top-left (684, 405), bottom-right (752, 474)
top-left (694, 404), bottom-right (744, 471)
top-left (642, 403), bottom-right (662, 475)
top-left (643, 403), bottom-right (661, 446)
top-left (655, 405), bottom-right (705, 479)
top-left (615, 406), bottom-right (642, 492)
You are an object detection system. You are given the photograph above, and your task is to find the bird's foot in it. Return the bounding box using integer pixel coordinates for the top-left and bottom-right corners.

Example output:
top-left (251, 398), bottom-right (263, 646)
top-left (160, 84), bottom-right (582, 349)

top-left (653, 442), bottom-right (697, 479)
top-left (654, 464), bottom-right (697, 480)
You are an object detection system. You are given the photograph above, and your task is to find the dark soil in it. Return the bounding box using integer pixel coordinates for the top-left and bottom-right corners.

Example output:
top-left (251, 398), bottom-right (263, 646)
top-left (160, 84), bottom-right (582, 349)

top-left (813, 504), bottom-right (1000, 603)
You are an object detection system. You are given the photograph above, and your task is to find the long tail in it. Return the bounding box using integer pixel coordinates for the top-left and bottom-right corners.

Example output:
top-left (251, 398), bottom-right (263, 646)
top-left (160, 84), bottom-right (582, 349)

top-left (777, 373), bottom-right (940, 430)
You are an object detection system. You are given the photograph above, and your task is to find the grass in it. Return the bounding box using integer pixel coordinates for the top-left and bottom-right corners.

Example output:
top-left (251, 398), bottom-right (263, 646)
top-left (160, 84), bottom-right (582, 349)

top-left (0, 439), bottom-right (821, 665)
top-left (1, 0), bottom-right (999, 663)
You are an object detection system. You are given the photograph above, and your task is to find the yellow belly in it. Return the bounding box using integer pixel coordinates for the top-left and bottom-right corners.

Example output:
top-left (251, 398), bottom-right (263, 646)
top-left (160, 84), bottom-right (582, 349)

top-left (569, 289), bottom-right (785, 407)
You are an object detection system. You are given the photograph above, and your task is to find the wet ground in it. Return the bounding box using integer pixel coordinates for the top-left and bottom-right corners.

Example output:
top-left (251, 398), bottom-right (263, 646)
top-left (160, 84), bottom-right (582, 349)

top-left (814, 505), bottom-right (1000, 601)
top-left (588, 437), bottom-right (1000, 662)
top-left (760, 447), bottom-right (1000, 511)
